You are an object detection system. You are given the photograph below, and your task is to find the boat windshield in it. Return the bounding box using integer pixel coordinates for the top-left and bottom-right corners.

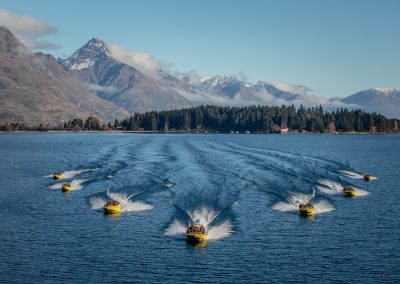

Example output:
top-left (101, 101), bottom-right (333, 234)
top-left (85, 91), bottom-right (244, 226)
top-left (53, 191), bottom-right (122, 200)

top-left (299, 203), bottom-right (313, 209)
top-left (187, 225), bottom-right (205, 234)
top-left (106, 200), bottom-right (120, 206)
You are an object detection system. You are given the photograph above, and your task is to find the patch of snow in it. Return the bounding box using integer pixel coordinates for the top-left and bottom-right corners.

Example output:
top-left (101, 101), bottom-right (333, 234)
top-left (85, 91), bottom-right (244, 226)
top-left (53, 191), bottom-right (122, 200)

top-left (265, 80), bottom-right (311, 96)
top-left (373, 88), bottom-right (399, 94)
top-left (200, 76), bottom-right (211, 83)
top-left (70, 58), bottom-right (94, 70)
top-left (203, 75), bottom-right (237, 88)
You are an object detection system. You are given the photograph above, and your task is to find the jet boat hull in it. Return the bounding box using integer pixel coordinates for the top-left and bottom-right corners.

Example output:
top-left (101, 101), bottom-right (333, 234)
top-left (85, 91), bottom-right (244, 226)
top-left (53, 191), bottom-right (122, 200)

top-left (103, 204), bottom-right (122, 213)
top-left (186, 232), bottom-right (207, 242)
top-left (61, 184), bottom-right (72, 192)
top-left (299, 208), bottom-right (314, 216)
top-left (53, 173), bottom-right (62, 180)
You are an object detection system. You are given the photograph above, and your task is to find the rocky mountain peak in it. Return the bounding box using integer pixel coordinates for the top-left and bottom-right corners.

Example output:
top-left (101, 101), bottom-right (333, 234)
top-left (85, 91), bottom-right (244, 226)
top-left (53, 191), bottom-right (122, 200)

top-left (0, 25), bottom-right (30, 57)
top-left (371, 88), bottom-right (400, 96)
top-left (58, 37), bottom-right (113, 71)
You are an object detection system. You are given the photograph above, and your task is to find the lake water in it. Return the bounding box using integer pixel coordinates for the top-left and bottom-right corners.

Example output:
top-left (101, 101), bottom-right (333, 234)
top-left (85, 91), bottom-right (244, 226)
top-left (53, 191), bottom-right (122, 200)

top-left (0, 133), bottom-right (399, 283)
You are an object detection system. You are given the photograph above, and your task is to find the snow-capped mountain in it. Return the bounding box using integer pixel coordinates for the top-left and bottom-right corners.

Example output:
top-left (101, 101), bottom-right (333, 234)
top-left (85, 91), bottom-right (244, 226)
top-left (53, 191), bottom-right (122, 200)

top-left (57, 37), bottom-right (400, 118)
top-left (58, 38), bottom-right (192, 114)
top-left (58, 38), bottom-right (111, 71)
top-left (2, 26), bottom-right (398, 125)
top-left (341, 88), bottom-right (400, 118)
top-left (160, 72), bottom-right (301, 104)
top-left (0, 27), bottom-right (128, 124)
top-left (159, 71), bottom-right (400, 117)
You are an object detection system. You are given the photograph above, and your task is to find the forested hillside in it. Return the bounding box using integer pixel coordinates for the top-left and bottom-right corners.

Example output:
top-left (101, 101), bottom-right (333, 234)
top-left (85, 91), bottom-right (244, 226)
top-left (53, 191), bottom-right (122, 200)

top-left (117, 105), bottom-right (399, 133)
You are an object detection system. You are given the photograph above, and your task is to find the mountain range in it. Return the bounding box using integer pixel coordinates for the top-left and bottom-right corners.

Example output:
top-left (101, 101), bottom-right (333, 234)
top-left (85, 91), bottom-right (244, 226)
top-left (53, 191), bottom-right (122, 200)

top-left (0, 27), bottom-right (128, 124)
top-left (0, 26), bottom-right (399, 124)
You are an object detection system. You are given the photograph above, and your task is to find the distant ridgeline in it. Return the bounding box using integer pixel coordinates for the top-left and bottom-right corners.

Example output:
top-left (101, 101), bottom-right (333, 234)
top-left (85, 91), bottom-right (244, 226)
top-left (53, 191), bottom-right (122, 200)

top-left (119, 105), bottom-right (399, 133)
top-left (1, 105), bottom-right (399, 133)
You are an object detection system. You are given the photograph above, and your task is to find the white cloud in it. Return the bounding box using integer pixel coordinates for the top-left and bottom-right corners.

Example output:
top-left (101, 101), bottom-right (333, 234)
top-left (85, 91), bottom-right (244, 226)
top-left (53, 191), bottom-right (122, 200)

top-left (0, 9), bottom-right (58, 50)
top-left (108, 44), bottom-right (168, 77)
top-left (267, 80), bottom-right (312, 96)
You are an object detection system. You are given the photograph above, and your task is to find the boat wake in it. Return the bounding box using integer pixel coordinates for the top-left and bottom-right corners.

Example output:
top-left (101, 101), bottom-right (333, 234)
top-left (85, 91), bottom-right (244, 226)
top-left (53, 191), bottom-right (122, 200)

top-left (353, 189), bottom-right (369, 197)
top-left (317, 179), bottom-right (369, 197)
top-left (48, 179), bottom-right (88, 191)
top-left (89, 190), bottom-right (153, 212)
top-left (44, 168), bottom-right (96, 179)
top-left (164, 206), bottom-right (233, 241)
top-left (339, 169), bottom-right (377, 180)
top-left (272, 190), bottom-right (334, 214)
top-left (164, 220), bottom-right (187, 238)
top-left (316, 179), bottom-right (344, 195)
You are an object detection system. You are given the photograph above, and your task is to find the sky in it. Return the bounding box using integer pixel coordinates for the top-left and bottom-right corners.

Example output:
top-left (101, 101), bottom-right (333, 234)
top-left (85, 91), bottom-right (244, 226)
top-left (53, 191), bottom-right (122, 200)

top-left (0, 0), bottom-right (399, 98)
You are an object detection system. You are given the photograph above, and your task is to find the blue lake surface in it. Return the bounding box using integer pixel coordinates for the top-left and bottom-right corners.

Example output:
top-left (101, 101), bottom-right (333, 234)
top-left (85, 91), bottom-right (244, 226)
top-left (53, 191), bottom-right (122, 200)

top-left (0, 133), bottom-right (399, 283)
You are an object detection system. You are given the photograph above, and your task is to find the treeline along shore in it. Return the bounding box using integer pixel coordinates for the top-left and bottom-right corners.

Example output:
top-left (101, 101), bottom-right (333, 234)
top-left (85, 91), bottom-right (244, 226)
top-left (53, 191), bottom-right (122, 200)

top-left (1, 105), bottom-right (399, 134)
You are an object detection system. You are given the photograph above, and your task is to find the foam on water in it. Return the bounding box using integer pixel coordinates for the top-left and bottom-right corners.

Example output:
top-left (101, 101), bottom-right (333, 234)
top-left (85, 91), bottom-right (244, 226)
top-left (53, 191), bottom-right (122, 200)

top-left (187, 206), bottom-right (219, 226)
top-left (316, 179), bottom-right (344, 195)
top-left (90, 197), bottom-right (107, 210)
top-left (165, 206), bottom-right (233, 241)
top-left (339, 170), bottom-right (378, 180)
top-left (44, 168), bottom-right (96, 179)
top-left (188, 207), bottom-right (233, 240)
top-left (48, 179), bottom-right (87, 191)
top-left (272, 202), bottom-right (298, 212)
top-left (206, 220), bottom-right (233, 240)
top-left (317, 178), bottom-right (369, 197)
top-left (164, 220), bottom-right (187, 238)
top-left (353, 188), bottom-right (369, 197)
top-left (70, 179), bottom-right (87, 191)
top-left (313, 200), bottom-right (335, 213)
top-left (273, 190), bottom-right (334, 214)
top-left (90, 190), bottom-right (153, 212)
top-left (338, 170), bottom-right (361, 179)
top-left (48, 182), bottom-right (64, 190)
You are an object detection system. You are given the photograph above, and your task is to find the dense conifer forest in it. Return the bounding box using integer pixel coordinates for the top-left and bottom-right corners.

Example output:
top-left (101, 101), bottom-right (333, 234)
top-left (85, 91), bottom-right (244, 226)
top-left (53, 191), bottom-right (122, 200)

top-left (1, 105), bottom-right (399, 133)
top-left (116, 105), bottom-right (399, 133)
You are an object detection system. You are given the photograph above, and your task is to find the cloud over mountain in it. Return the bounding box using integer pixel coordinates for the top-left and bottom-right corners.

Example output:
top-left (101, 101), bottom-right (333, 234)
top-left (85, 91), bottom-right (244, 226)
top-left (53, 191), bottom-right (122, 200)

top-left (0, 9), bottom-right (58, 50)
top-left (108, 44), bottom-right (169, 77)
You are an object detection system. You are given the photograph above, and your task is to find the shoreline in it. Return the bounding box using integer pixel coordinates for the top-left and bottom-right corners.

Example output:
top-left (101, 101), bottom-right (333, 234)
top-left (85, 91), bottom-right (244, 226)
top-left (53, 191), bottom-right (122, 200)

top-left (0, 130), bottom-right (396, 135)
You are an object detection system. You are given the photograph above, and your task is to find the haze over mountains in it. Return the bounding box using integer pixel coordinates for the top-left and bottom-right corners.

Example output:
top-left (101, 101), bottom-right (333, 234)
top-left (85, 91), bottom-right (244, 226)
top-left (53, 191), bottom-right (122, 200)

top-left (0, 27), bottom-right (128, 124)
top-left (58, 38), bottom-right (192, 114)
top-left (342, 88), bottom-right (400, 118)
top-left (0, 26), bottom-right (399, 124)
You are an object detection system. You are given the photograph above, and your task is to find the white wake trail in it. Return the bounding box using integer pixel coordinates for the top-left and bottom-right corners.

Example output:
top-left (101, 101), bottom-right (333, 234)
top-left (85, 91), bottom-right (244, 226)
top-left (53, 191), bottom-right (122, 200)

top-left (44, 168), bottom-right (96, 179)
top-left (165, 206), bottom-right (233, 241)
top-left (317, 179), bottom-right (369, 197)
top-left (90, 190), bottom-right (153, 212)
top-left (273, 190), bottom-right (334, 214)
top-left (338, 170), bottom-right (376, 180)
top-left (48, 179), bottom-right (87, 191)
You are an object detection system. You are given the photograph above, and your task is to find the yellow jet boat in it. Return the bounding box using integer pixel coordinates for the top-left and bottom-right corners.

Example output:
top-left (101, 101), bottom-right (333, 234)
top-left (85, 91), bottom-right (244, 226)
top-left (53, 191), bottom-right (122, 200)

top-left (186, 224), bottom-right (207, 242)
top-left (61, 183), bottom-right (72, 192)
top-left (363, 174), bottom-right (372, 181)
top-left (343, 186), bottom-right (356, 197)
top-left (53, 172), bottom-right (62, 180)
top-left (299, 202), bottom-right (314, 216)
top-left (103, 200), bottom-right (122, 213)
